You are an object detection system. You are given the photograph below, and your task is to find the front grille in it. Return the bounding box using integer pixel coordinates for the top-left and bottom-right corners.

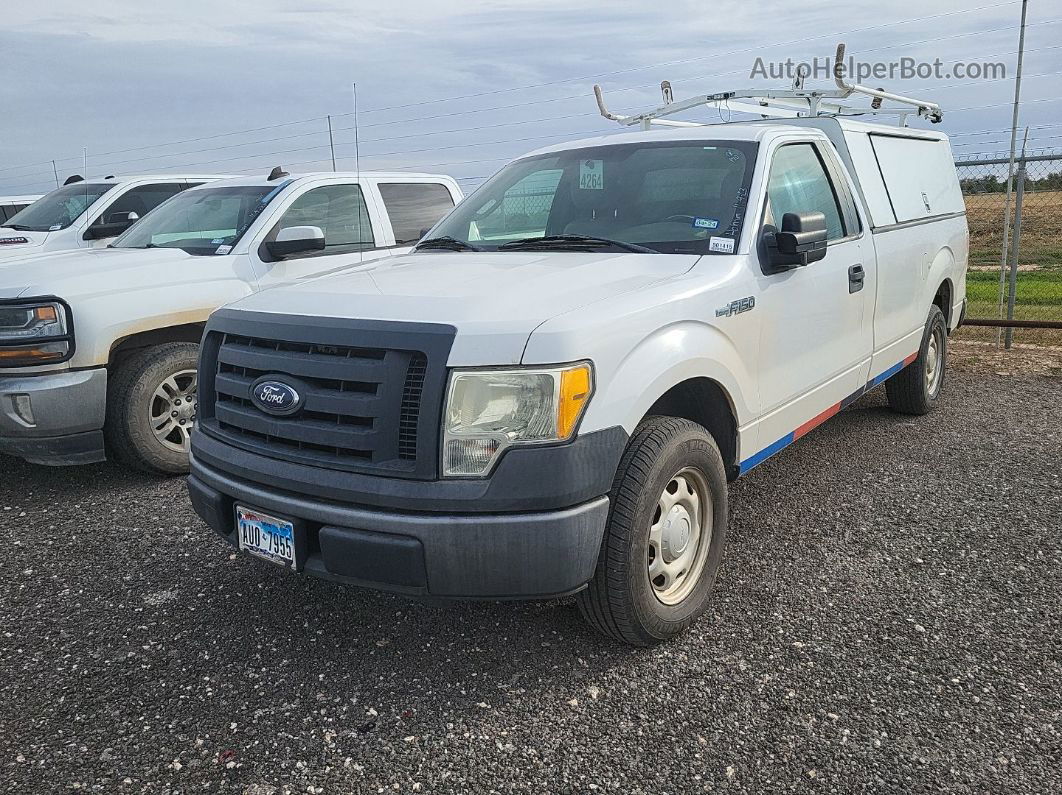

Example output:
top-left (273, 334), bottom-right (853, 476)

top-left (198, 311), bottom-right (455, 480)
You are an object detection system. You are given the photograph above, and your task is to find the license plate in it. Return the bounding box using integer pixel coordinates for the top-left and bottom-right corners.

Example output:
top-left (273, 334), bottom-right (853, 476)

top-left (236, 506), bottom-right (295, 569)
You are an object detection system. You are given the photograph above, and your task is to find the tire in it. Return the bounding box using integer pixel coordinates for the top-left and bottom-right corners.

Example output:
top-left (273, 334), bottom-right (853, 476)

top-left (105, 342), bottom-right (199, 475)
top-left (886, 305), bottom-right (947, 416)
top-left (577, 416), bottom-right (728, 646)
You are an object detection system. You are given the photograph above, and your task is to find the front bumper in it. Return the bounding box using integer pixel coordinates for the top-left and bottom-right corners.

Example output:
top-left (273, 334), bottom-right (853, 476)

top-left (0, 368), bottom-right (107, 465)
top-left (189, 452), bottom-right (611, 599)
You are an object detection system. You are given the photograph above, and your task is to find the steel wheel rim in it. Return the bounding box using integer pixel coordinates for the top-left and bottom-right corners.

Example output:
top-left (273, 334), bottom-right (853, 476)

top-left (149, 369), bottom-right (197, 454)
top-left (647, 466), bottom-right (713, 606)
top-left (925, 326), bottom-right (944, 397)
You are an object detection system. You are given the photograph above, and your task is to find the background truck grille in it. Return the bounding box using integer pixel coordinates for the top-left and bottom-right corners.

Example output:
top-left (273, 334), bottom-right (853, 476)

top-left (198, 312), bottom-right (455, 480)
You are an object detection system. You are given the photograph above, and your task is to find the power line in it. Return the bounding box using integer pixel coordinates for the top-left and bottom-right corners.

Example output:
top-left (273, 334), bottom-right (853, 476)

top-left (0, 4), bottom-right (1036, 178)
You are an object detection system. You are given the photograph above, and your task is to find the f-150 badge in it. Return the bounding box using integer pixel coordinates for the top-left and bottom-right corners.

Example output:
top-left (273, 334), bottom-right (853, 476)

top-left (716, 296), bottom-right (755, 318)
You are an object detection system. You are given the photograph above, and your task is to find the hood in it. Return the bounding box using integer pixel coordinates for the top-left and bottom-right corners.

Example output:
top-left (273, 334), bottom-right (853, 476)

top-left (227, 250), bottom-right (700, 365)
top-left (0, 246), bottom-right (203, 300)
top-left (0, 229), bottom-right (51, 260)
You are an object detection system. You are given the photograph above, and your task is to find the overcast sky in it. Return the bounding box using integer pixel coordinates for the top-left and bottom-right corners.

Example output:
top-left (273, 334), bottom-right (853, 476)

top-left (1, 0), bottom-right (1059, 194)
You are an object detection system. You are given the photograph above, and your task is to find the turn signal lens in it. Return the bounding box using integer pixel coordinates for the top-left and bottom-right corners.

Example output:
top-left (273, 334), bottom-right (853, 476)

top-left (34, 306), bottom-right (58, 323)
top-left (0, 341), bottom-right (70, 364)
top-left (558, 364), bottom-right (592, 439)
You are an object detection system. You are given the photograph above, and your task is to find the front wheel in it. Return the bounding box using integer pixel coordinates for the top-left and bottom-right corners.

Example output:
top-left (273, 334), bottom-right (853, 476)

top-left (577, 416), bottom-right (728, 646)
top-left (886, 305), bottom-right (947, 415)
top-left (105, 342), bottom-right (199, 475)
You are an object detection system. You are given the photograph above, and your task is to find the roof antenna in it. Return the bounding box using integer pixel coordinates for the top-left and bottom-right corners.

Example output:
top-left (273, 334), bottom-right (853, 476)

top-left (268, 166), bottom-right (288, 181)
top-left (353, 81), bottom-right (364, 266)
top-left (63, 174), bottom-right (84, 185)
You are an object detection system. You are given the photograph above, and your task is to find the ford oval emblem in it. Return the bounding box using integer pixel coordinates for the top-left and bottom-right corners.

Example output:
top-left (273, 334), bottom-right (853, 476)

top-left (251, 379), bottom-right (303, 416)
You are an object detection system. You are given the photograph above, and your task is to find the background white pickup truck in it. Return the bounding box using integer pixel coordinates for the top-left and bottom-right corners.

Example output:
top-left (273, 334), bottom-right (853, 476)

top-left (0, 170), bottom-right (463, 472)
top-left (0, 175), bottom-right (228, 260)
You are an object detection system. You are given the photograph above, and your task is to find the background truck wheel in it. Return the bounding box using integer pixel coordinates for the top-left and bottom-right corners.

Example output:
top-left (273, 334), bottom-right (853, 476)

top-left (577, 416), bottom-right (728, 646)
top-left (105, 342), bottom-right (199, 475)
top-left (886, 305), bottom-right (947, 416)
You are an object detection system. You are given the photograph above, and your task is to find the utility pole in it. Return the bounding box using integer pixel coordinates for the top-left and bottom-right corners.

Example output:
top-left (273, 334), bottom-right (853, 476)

top-left (51, 160), bottom-right (60, 188)
top-left (996, 0), bottom-right (1028, 344)
top-left (1004, 128), bottom-right (1029, 350)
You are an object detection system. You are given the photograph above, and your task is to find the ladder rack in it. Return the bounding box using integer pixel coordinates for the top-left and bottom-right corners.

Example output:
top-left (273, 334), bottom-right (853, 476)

top-left (594, 44), bottom-right (943, 130)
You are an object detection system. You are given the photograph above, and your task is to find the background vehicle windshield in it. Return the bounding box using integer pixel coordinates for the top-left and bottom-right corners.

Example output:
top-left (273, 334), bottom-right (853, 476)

top-left (114, 184), bottom-right (281, 255)
top-left (426, 140), bottom-right (758, 254)
top-left (2, 183), bottom-right (114, 231)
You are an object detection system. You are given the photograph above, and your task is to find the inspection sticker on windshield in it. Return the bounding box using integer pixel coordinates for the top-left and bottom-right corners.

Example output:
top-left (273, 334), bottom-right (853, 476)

top-left (579, 159), bottom-right (604, 190)
top-left (709, 236), bottom-right (735, 254)
top-left (692, 217), bottom-right (719, 230)
top-left (215, 245), bottom-right (232, 254)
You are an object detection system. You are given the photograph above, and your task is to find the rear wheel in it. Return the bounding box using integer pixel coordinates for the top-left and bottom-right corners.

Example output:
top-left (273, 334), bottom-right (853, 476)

top-left (577, 416), bottom-right (728, 646)
top-left (886, 305), bottom-right (947, 415)
top-left (105, 342), bottom-right (199, 475)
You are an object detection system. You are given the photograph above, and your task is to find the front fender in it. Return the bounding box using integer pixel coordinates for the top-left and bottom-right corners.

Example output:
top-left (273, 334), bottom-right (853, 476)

top-left (579, 320), bottom-right (756, 437)
top-left (70, 283), bottom-right (256, 367)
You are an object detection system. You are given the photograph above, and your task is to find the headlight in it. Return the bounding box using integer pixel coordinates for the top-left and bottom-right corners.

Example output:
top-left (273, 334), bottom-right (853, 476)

top-left (443, 362), bottom-right (593, 477)
top-left (0, 298), bottom-right (74, 367)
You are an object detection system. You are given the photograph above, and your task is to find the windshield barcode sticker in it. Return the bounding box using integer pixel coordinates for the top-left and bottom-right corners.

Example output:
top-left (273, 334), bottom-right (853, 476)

top-left (579, 160), bottom-right (604, 190)
top-left (709, 236), bottom-right (735, 254)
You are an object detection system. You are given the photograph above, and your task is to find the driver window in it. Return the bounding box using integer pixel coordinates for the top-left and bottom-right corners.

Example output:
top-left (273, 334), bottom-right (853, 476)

top-left (766, 144), bottom-right (846, 240)
top-left (275, 184), bottom-right (374, 256)
top-left (96, 183), bottom-right (184, 225)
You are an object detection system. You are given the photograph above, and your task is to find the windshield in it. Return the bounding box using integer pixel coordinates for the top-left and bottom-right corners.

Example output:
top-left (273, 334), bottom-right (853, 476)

top-left (2, 183), bottom-right (114, 231)
top-left (424, 140), bottom-right (758, 254)
top-left (113, 184), bottom-right (283, 255)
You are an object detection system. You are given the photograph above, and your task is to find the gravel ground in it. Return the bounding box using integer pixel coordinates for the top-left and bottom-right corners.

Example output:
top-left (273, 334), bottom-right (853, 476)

top-left (1, 363), bottom-right (1060, 794)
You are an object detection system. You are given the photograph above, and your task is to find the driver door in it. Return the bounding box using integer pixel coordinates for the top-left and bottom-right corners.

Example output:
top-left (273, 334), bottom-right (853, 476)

top-left (754, 140), bottom-right (875, 449)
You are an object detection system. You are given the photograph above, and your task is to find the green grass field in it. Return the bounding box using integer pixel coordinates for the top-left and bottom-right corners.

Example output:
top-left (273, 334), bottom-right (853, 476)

top-left (966, 269), bottom-right (1062, 316)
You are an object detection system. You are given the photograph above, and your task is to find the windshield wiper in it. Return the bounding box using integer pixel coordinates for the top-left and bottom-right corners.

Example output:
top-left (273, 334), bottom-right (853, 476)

top-left (414, 236), bottom-right (481, 252)
top-left (498, 234), bottom-right (657, 254)
top-left (1, 224), bottom-right (38, 232)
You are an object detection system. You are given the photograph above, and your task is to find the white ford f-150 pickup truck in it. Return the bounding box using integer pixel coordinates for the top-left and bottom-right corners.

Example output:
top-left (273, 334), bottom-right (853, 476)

top-left (0, 175), bottom-right (228, 260)
top-left (186, 116), bottom-right (968, 645)
top-left (0, 170), bottom-right (462, 472)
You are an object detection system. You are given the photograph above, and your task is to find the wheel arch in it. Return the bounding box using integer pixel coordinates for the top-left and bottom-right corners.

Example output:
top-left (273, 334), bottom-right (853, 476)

top-left (932, 277), bottom-right (954, 328)
top-left (108, 323), bottom-right (205, 368)
top-left (642, 377), bottom-right (740, 480)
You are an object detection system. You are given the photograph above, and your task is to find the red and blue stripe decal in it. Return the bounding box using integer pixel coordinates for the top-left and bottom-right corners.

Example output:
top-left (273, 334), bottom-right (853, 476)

top-left (739, 352), bottom-right (919, 474)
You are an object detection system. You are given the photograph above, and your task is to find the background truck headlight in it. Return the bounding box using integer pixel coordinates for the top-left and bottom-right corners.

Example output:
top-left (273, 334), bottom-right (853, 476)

top-left (443, 363), bottom-right (593, 477)
top-left (0, 299), bottom-right (74, 367)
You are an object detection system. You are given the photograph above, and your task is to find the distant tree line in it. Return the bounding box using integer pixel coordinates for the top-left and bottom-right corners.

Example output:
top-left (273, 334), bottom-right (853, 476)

top-left (960, 171), bottom-right (1062, 193)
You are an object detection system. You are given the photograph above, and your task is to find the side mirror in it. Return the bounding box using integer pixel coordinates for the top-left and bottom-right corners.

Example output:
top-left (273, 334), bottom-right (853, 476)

top-left (764, 211), bottom-right (828, 270)
top-left (107, 210), bottom-right (139, 225)
top-left (84, 211), bottom-right (140, 240)
top-left (267, 225), bottom-right (326, 259)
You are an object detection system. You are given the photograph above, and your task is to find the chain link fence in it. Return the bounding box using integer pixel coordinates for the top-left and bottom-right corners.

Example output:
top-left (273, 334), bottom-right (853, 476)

top-left (956, 153), bottom-right (1062, 346)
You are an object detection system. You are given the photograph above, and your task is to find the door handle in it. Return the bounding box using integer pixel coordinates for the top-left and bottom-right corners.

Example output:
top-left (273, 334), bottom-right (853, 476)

top-left (848, 264), bottom-right (865, 294)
